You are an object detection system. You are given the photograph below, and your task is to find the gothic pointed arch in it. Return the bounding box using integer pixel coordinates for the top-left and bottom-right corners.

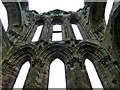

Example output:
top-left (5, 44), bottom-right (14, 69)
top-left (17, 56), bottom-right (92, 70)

top-left (39, 43), bottom-right (73, 64)
top-left (76, 41), bottom-right (120, 88)
top-left (2, 45), bottom-right (36, 89)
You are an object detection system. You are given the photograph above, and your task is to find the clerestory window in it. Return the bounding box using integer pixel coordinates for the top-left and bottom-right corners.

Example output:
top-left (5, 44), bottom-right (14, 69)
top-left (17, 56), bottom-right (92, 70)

top-left (105, 0), bottom-right (114, 24)
top-left (52, 25), bottom-right (62, 41)
top-left (32, 25), bottom-right (43, 42)
top-left (72, 24), bottom-right (83, 40)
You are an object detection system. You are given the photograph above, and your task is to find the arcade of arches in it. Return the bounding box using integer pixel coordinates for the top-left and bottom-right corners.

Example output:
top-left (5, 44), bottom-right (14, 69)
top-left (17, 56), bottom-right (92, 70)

top-left (1, 0), bottom-right (120, 89)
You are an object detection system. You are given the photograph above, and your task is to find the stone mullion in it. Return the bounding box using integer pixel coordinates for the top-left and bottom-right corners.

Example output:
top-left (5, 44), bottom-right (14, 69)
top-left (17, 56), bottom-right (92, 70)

top-left (23, 65), bottom-right (37, 88)
top-left (39, 18), bottom-right (52, 41)
top-left (47, 24), bottom-right (53, 42)
top-left (65, 60), bottom-right (92, 89)
top-left (62, 18), bottom-right (76, 40)
top-left (24, 61), bottom-right (49, 89)
top-left (61, 24), bottom-right (66, 40)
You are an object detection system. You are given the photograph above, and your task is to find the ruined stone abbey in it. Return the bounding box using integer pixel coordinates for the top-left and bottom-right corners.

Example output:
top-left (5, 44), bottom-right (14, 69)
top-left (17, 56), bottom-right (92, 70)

top-left (1, 0), bottom-right (120, 89)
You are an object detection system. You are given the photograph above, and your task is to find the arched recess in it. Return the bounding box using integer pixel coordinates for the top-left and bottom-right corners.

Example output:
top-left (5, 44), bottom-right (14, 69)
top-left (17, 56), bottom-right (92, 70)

top-left (23, 18), bottom-right (44, 42)
top-left (32, 25), bottom-right (43, 42)
top-left (48, 58), bottom-right (66, 88)
top-left (39, 43), bottom-right (92, 88)
top-left (39, 43), bottom-right (73, 64)
top-left (71, 24), bottom-right (83, 40)
top-left (2, 46), bottom-right (36, 89)
top-left (52, 17), bottom-right (63, 41)
top-left (77, 41), bottom-right (120, 88)
top-left (70, 15), bottom-right (83, 40)
top-left (37, 44), bottom-right (73, 88)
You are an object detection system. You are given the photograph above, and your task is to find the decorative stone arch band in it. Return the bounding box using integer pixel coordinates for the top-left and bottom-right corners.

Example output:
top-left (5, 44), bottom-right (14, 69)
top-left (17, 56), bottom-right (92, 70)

top-left (23, 43), bottom-right (74, 88)
top-left (76, 41), bottom-right (120, 88)
top-left (2, 44), bottom-right (37, 89)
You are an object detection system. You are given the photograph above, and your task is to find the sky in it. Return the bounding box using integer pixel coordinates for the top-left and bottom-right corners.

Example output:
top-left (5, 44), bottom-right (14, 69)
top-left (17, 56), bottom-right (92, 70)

top-left (0, 0), bottom-right (114, 89)
top-left (0, 0), bottom-right (114, 31)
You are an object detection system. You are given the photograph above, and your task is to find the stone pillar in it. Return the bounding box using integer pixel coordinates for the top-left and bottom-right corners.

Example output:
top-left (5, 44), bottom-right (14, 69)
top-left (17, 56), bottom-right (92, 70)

top-left (93, 55), bottom-right (120, 88)
top-left (24, 59), bottom-right (49, 89)
top-left (2, 63), bottom-right (21, 89)
top-left (39, 18), bottom-right (52, 41)
top-left (1, 20), bottom-right (12, 89)
top-left (65, 58), bottom-right (92, 89)
top-left (62, 17), bottom-right (76, 40)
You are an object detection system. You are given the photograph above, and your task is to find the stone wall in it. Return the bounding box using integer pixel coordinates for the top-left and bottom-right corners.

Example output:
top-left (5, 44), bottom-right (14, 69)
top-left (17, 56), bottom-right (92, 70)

top-left (1, 0), bottom-right (120, 89)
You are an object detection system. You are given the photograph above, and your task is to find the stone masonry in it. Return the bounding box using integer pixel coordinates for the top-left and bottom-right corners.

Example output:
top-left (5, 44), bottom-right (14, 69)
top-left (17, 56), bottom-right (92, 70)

top-left (1, 0), bottom-right (120, 89)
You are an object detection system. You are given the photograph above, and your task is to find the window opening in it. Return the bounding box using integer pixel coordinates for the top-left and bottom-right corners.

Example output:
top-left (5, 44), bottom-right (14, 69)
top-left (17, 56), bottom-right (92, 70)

top-left (0, 1), bottom-right (8, 31)
top-left (32, 25), bottom-right (43, 42)
top-left (13, 61), bottom-right (30, 88)
top-left (52, 25), bottom-right (62, 41)
top-left (105, 0), bottom-right (114, 24)
top-left (53, 25), bottom-right (62, 31)
top-left (48, 58), bottom-right (66, 88)
top-left (72, 24), bottom-right (83, 40)
top-left (85, 59), bottom-right (103, 88)
top-left (52, 33), bottom-right (62, 41)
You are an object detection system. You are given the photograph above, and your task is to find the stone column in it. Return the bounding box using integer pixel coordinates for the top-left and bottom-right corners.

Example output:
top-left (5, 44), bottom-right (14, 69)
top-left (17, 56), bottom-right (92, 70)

top-left (62, 17), bottom-right (76, 40)
top-left (24, 59), bottom-right (49, 89)
top-left (2, 63), bottom-right (21, 89)
top-left (1, 21), bottom-right (12, 89)
top-left (65, 58), bottom-right (92, 89)
top-left (39, 18), bottom-right (52, 41)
